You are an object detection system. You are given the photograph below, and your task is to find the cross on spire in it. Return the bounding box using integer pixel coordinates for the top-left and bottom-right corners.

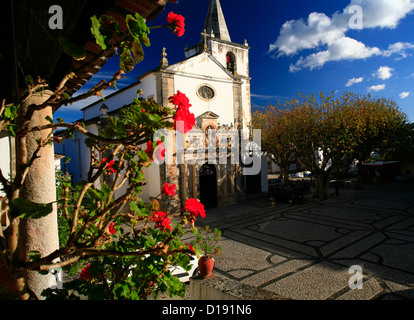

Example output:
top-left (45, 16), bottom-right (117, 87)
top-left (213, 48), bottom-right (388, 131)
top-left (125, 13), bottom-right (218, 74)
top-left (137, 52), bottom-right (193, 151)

top-left (200, 29), bottom-right (210, 52)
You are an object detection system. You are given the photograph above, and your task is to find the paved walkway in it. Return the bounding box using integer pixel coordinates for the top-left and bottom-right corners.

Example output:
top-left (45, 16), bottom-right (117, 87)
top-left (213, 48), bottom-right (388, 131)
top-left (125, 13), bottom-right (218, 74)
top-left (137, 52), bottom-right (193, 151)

top-left (193, 181), bottom-right (414, 300)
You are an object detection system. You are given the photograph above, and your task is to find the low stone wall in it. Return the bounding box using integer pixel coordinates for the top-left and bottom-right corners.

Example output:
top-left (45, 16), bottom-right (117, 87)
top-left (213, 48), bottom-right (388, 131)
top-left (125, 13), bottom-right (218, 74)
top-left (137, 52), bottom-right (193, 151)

top-left (189, 275), bottom-right (289, 300)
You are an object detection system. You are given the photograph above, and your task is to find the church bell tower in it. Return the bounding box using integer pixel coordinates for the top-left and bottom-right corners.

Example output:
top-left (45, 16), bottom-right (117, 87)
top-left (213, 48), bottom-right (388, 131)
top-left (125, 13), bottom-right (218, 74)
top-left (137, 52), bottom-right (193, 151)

top-left (184, 0), bottom-right (251, 130)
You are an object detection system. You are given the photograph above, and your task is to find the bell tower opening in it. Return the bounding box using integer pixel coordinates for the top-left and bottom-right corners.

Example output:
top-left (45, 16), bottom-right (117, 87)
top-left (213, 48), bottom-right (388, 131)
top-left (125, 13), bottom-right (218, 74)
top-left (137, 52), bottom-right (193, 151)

top-left (226, 52), bottom-right (236, 75)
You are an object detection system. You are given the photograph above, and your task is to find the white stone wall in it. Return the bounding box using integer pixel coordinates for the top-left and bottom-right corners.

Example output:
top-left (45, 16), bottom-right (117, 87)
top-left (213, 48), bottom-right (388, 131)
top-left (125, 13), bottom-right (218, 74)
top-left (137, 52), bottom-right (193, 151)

top-left (0, 135), bottom-right (11, 197)
top-left (169, 52), bottom-right (236, 126)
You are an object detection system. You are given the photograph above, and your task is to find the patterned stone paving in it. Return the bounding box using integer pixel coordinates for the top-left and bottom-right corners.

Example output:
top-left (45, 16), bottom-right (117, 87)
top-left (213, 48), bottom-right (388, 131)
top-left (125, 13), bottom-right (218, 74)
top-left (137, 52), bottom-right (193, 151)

top-left (196, 182), bottom-right (414, 300)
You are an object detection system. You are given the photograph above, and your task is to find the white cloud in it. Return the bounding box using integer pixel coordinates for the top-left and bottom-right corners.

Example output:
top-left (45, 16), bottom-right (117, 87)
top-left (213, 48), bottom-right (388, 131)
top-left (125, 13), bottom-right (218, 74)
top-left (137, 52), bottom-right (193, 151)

top-left (368, 84), bottom-right (386, 92)
top-left (270, 12), bottom-right (347, 57)
top-left (346, 77), bottom-right (364, 87)
top-left (347, 0), bottom-right (414, 29)
top-left (270, 0), bottom-right (414, 71)
top-left (399, 91), bottom-right (411, 98)
top-left (289, 37), bottom-right (381, 71)
top-left (373, 66), bottom-right (394, 80)
top-left (383, 42), bottom-right (414, 59)
top-left (251, 93), bottom-right (283, 100)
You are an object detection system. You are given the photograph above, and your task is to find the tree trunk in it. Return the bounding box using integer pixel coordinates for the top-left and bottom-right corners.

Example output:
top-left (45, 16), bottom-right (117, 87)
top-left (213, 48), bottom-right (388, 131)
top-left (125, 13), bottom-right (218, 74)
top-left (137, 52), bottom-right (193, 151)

top-left (279, 165), bottom-right (289, 182)
top-left (16, 91), bottom-right (59, 299)
top-left (314, 172), bottom-right (329, 201)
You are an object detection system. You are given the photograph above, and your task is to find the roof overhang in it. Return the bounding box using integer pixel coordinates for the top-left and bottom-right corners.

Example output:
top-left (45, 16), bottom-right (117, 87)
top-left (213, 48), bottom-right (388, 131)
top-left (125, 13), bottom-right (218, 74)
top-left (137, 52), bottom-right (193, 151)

top-left (2, 0), bottom-right (176, 104)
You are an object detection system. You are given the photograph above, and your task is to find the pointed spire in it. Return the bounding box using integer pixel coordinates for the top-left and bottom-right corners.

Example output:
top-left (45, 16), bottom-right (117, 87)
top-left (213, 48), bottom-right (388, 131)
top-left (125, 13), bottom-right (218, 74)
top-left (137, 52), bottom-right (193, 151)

top-left (203, 0), bottom-right (231, 42)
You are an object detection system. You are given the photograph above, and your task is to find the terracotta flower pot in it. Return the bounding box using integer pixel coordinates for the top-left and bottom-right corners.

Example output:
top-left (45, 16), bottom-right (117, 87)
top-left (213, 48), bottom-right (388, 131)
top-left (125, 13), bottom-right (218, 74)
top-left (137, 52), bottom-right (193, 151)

top-left (198, 256), bottom-right (214, 279)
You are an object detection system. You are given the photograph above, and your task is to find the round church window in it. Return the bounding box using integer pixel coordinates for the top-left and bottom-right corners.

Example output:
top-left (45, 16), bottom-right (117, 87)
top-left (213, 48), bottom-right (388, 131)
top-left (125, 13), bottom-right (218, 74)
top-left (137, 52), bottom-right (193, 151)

top-left (197, 85), bottom-right (215, 101)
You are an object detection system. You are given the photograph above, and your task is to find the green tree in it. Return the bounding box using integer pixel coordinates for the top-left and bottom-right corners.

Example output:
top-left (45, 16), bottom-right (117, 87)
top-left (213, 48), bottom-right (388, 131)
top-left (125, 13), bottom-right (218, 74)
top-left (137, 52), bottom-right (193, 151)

top-left (254, 92), bottom-right (409, 200)
top-left (252, 105), bottom-right (295, 181)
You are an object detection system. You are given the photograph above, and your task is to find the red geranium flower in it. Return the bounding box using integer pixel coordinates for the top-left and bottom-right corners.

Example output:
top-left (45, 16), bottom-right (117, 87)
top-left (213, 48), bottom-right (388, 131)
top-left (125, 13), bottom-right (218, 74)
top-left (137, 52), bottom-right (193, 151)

top-left (145, 140), bottom-right (154, 162)
top-left (169, 91), bottom-right (195, 133)
top-left (167, 12), bottom-right (185, 37)
top-left (100, 158), bottom-right (116, 175)
top-left (154, 140), bottom-right (166, 162)
top-left (174, 108), bottom-right (196, 133)
top-left (151, 211), bottom-right (172, 232)
top-left (162, 182), bottom-right (176, 197)
top-left (185, 198), bottom-right (206, 222)
top-left (145, 140), bottom-right (154, 154)
top-left (109, 222), bottom-right (117, 235)
top-left (185, 242), bottom-right (195, 254)
top-left (169, 90), bottom-right (190, 109)
top-left (146, 140), bottom-right (166, 162)
top-left (79, 265), bottom-right (92, 281)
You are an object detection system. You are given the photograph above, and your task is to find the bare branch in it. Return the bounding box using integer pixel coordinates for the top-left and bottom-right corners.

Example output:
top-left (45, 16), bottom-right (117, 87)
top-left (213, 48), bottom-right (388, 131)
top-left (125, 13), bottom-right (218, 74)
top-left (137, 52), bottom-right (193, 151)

top-left (25, 122), bottom-right (146, 145)
top-left (70, 182), bottom-right (93, 235)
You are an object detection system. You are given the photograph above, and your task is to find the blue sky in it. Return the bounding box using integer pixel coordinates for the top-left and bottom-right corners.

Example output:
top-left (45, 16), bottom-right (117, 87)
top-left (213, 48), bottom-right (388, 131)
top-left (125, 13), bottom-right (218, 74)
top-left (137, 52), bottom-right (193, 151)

top-left (55, 0), bottom-right (414, 123)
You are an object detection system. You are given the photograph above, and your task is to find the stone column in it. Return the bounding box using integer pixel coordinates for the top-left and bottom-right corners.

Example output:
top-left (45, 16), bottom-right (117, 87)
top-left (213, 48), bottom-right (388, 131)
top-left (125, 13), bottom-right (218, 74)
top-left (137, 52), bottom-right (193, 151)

top-left (18, 91), bottom-right (59, 299)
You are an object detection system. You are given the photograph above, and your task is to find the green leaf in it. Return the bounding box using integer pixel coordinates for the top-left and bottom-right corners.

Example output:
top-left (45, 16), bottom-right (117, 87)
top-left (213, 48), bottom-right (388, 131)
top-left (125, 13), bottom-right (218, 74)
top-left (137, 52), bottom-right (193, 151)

top-left (4, 104), bottom-right (18, 120)
top-left (25, 75), bottom-right (34, 85)
top-left (176, 254), bottom-right (191, 271)
top-left (28, 251), bottom-right (41, 262)
top-left (119, 49), bottom-right (135, 73)
top-left (130, 201), bottom-right (139, 212)
top-left (126, 13), bottom-right (150, 47)
top-left (58, 37), bottom-right (86, 61)
top-left (131, 39), bottom-right (144, 64)
top-left (45, 115), bottom-right (54, 124)
top-left (90, 16), bottom-right (107, 50)
top-left (11, 198), bottom-right (54, 219)
top-left (63, 92), bottom-right (70, 101)
top-left (7, 125), bottom-right (16, 137)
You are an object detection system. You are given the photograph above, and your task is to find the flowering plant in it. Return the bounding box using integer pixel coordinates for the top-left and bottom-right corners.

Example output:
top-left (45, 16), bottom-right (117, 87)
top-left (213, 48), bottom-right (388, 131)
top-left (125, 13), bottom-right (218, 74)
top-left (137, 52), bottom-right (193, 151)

top-left (166, 12), bottom-right (186, 37)
top-left (184, 198), bottom-right (206, 223)
top-left (41, 91), bottom-right (203, 299)
top-left (0, 8), bottom-right (213, 300)
top-left (192, 226), bottom-right (222, 260)
top-left (161, 182), bottom-right (176, 197)
top-left (100, 158), bottom-right (116, 175)
top-left (169, 90), bottom-right (196, 133)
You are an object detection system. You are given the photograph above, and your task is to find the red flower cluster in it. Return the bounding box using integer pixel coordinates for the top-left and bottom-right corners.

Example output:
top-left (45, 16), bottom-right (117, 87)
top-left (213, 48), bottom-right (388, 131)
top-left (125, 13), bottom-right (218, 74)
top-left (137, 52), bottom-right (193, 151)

top-left (79, 265), bottom-right (92, 281)
top-left (169, 90), bottom-right (190, 106)
top-left (154, 140), bottom-right (166, 162)
top-left (167, 12), bottom-right (185, 37)
top-left (162, 182), bottom-right (176, 197)
top-left (174, 109), bottom-right (196, 133)
top-left (185, 198), bottom-right (206, 222)
top-left (100, 158), bottom-right (116, 175)
top-left (145, 140), bottom-right (166, 162)
top-left (169, 91), bottom-right (195, 133)
top-left (151, 211), bottom-right (172, 232)
top-left (185, 242), bottom-right (195, 254)
top-left (109, 222), bottom-right (117, 235)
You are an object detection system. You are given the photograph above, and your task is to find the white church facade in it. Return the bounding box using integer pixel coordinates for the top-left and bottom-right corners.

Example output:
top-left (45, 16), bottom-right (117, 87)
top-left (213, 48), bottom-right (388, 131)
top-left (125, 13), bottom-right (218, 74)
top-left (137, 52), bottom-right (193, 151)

top-left (56, 0), bottom-right (261, 211)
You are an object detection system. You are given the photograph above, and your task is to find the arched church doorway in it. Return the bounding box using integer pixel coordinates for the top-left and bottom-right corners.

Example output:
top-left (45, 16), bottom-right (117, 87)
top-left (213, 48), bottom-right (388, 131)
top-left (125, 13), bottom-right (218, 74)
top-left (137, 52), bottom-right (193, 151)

top-left (199, 164), bottom-right (217, 209)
